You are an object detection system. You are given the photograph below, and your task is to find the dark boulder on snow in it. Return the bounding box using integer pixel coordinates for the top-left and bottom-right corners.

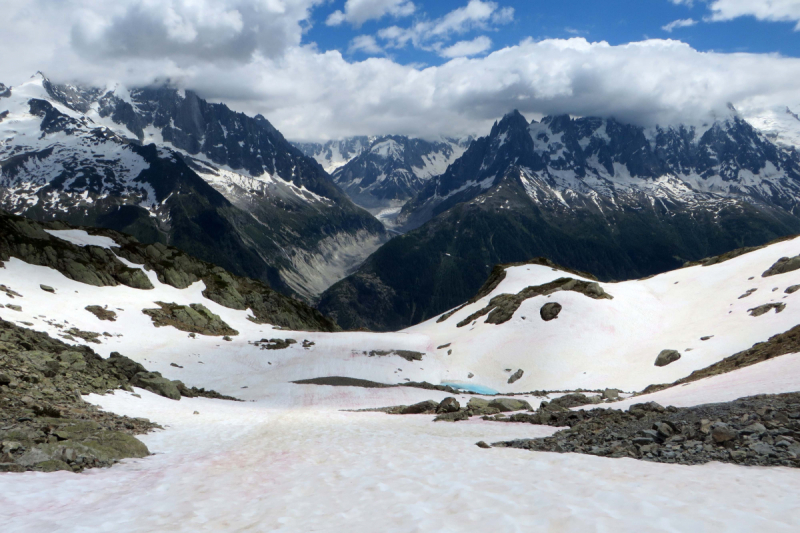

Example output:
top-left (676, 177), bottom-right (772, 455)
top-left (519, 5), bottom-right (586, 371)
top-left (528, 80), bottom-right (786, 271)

top-left (436, 397), bottom-right (461, 413)
top-left (655, 349), bottom-right (681, 367)
top-left (507, 369), bottom-right (524, 384)
top-left (540, 302), bottom-right (562, 321)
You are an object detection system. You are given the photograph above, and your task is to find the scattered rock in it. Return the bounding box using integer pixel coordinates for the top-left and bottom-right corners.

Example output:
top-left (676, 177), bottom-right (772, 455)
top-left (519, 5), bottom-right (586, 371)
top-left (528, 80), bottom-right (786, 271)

top-left (493, 392), bottom-right (800, 468)
top-left (467, 372), bottom-right (474, 379)
top-left (222, 335), bottom-right (232, 342)
top-left (785, 285), bottom-right (800, 294)
top-left (366, 349), bottom-right (424, 361)
top-left (85, 305), bottom-right (117, 322)
top-left (655, 349), bottom-right (681, 367)
top-left (255, 338), bottom-right (297, 350)
top-left (39, 285), bottom-right (55, 294)
top-left (61, 327), bottom-right (102, 344)
top-left (437, 343), bottom-right (451, 349)
top-left (170, 363), bottom-right (183, 368)
top-left (700, 336), bottom-right (713, 341)
top-left (0, 285), bottom-right (22, 299)
top-left (540, 302), bottom-right (562, 321)
top-left (748, 303), bottom-right (786, 317)
top-left (476, 441), bottom-right (491, 449)
top-left (507, 369), bottom-right (524, 384)
top-left (738, 288), bottom-right (757, 299)
top-left (302, 340), bottom-right (315, 348)
top-left (5, 304), bottom-right (21, 312)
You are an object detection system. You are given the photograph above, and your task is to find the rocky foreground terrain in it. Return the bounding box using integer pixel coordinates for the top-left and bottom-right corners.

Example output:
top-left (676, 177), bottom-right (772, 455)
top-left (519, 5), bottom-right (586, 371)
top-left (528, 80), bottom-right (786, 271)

top-left (0, 319), bottom-right (236, 473)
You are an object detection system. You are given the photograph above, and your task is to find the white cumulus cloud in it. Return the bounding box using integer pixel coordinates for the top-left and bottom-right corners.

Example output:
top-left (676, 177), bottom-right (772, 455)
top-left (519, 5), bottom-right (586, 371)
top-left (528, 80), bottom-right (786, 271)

top-left (2, 1), bottom-right (800, 143)
top-left (706, 0), bottom-right (800, 29)
top-left (326, 0), bottom-right (415, 28)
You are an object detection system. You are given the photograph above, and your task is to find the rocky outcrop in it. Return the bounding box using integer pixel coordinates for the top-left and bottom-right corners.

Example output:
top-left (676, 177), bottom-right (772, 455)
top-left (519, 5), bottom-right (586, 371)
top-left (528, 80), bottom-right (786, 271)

top-left (0, 213), bottom-right (153, 289)
top-left (494, 392), bottom-right (800, 468)
top-left (0, 319), bottom-right (240, 473)
top-left (455, 278), bottom-right (612, 327)
top-left (655, 349), bottom-right (681, 367)
top-left (763, 254), bottom-right (800, 277)
top-left (0, 211), bottom-right (340, 332)
top-left (142, 302), bottom-right (238, 336)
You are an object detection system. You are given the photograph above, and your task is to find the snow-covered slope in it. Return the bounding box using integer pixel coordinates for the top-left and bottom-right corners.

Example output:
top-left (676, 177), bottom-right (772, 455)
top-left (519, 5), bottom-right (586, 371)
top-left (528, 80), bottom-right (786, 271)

top-left (4, 227), bottom-right (800, 532)
top-left (3, 227), bottom-right (800, 396)
top-left (746, 105), bottom-right (800, 151)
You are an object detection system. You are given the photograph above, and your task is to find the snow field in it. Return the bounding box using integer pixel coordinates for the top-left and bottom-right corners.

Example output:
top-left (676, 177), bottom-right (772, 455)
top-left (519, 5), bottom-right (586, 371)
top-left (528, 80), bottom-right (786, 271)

top-left (410, 235), bottom-right (800, 392)
top-left (2, 388), bottom-right (800, 532)
top-left (2, 230), bottom-right (800, 531)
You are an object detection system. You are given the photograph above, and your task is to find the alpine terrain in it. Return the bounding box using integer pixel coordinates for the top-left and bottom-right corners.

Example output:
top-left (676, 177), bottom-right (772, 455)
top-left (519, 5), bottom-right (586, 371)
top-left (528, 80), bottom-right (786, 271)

top-left (0, 74), bottom-right (386, 300)
top-left (3, 213), bottom-right (800, 531)
top-left (297, 135), bottom-right (472, 228)
top-left (318, 109), bottom-right (800, 331)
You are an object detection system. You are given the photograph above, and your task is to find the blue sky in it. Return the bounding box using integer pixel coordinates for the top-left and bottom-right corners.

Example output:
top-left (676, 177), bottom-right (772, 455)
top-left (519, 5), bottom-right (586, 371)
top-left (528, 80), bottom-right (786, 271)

top-left (308, 0), bottom-right (799, 66)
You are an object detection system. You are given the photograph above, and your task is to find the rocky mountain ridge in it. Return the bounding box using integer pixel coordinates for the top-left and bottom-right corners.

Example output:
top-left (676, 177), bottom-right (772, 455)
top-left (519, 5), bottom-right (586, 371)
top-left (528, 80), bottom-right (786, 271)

top-left (0, 74), bottom-right (386, 300)
top-left (319, 109), bottom-right (800, 331)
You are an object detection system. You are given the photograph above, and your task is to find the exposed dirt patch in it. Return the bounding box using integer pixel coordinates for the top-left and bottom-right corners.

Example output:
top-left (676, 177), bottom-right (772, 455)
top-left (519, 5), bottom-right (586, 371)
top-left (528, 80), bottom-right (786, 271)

top-left (292, 377), bottom-right (395, 388)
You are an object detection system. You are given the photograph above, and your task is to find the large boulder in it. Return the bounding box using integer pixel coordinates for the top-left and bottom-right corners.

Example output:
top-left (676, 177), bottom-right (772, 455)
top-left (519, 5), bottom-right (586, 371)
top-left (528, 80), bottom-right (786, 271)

top-left (130, 372), bottom-right (181, 400)
top-left (540, 302), bottom-right (562, 321)
top-left (655, 349), bottom-right (681, 367)
top-left (466, 397), bottom-right (500, 415)
top-left (488, 398), bottom-right (532, 412)
top-left (436, 397), bottom-right (460, 413)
